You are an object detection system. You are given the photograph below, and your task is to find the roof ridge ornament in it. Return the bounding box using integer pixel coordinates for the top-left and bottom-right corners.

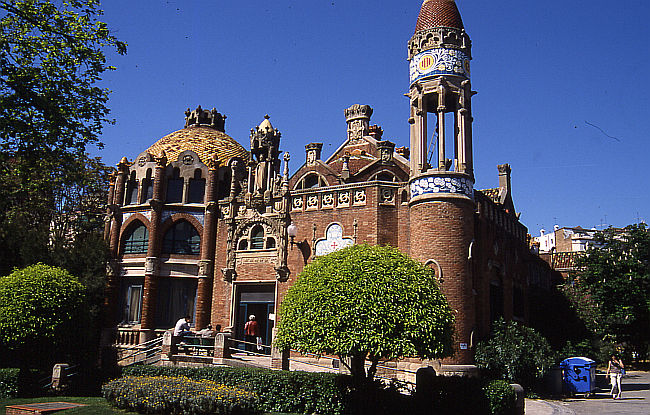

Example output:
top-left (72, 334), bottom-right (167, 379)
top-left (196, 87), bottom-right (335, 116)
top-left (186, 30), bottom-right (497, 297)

top-left (184, 105), bottom-right (227, 132)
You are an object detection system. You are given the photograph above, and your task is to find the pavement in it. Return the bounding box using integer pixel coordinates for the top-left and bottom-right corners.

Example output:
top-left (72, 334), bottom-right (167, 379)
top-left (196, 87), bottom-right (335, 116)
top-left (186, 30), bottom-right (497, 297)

top-left (525, 371), bottom-right (650, 415)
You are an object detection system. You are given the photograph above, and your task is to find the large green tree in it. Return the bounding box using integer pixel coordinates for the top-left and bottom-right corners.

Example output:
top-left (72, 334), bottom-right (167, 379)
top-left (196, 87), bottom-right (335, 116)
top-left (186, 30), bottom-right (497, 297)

top-left (275, 244), bottom-right (455, 382)
top-left (0, 0), bottom-right (124, 272)
top-left (568, 224), bottom-right (650, 359)
top-left (0, 263), bottom-right (87, 369)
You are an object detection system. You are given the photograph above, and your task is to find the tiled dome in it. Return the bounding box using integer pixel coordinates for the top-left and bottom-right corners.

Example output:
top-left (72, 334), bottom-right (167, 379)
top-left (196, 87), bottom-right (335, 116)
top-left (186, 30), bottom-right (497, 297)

top-left (414, 0), bottom-right (464, 33)
top-left (146, 126), bottom-right (248, 167)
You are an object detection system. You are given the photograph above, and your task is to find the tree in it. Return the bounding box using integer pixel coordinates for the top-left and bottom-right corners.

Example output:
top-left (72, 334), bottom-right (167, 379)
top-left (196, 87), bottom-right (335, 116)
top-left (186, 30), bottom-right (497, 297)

top-left (0, 0), bottom-right (125, 273)
top-left (0, 264), bottom-right (86, 369)
top-left (475, 318), bottom-right (554, 390)
top-left (568, 224), bottom-right (650, 360)
top-left (274, 244), bottom-right (455, 382)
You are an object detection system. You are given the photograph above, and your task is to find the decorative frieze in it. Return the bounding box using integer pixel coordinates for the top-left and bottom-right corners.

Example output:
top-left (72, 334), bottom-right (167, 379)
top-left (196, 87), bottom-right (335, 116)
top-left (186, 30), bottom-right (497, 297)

top-left (379, 188), bottom-right (396, 205)
top-left (410, 48), bottom-right (470, 84)
top-left (292, 196), bottom-right (303, 211)
top-left (306, 195), bottom-right (319, 210)
top-left (353, 190), bottom-right (366, 206)
top-left (337, 191), bottom-right (350, 207)
top-left (410, 175), bottom-right (474, 200)
top-left (322, 193), bottom-right (334, 209)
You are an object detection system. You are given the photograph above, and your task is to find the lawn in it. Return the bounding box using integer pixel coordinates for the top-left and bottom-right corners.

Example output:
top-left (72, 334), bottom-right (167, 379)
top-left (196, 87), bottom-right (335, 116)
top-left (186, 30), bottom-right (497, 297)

top-left (0, 396), bottom-right (300, 415)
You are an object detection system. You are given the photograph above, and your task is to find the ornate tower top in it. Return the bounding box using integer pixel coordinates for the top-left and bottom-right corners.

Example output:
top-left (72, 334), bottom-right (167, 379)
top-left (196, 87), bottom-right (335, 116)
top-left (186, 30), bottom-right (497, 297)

top-left (408, 0), bottom-right (471, 80)
top-left (414, 0), bottom-right (464, 32)
top-left (184, 105), bottom-right (227, 132)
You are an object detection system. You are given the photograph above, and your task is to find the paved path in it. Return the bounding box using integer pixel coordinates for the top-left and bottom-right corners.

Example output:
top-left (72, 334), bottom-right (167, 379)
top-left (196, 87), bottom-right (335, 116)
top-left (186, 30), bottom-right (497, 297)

top-left (526, 371), bottom-right (650, 415)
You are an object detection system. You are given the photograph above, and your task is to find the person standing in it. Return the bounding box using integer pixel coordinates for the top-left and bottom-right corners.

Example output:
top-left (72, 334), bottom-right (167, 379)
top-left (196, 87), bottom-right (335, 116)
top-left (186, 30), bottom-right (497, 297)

top-left (244, 315), bottom-right (260, 352)
top-left (606, 354), bottom-right (625, 400)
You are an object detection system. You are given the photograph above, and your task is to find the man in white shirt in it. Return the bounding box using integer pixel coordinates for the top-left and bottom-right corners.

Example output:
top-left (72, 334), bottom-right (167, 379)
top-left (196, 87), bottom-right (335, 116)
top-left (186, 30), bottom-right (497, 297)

top-left (173, 315), bottom-right (192, 337)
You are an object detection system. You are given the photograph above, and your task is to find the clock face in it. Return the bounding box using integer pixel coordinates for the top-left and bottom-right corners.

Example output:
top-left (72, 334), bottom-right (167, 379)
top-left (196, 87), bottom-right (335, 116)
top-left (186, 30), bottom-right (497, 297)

top-left (410, 48), bottom-right (470, 83)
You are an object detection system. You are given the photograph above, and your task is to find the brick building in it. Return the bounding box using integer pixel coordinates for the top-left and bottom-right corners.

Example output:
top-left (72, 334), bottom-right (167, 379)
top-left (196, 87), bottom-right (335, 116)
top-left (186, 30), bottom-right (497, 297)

top-left (104, 0), bottom-right (552, 369)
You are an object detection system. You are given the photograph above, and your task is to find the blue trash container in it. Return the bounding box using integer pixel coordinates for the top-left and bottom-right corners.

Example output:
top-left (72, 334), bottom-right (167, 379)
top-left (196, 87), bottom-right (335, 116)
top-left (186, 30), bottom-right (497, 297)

top-left (560, 357), bottom-right (596, 397)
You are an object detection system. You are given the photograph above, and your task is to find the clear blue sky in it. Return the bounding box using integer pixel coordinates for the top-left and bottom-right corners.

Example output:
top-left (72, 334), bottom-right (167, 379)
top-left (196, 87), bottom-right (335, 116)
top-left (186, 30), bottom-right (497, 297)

top-left (97, 0), bottom-right (650, 234)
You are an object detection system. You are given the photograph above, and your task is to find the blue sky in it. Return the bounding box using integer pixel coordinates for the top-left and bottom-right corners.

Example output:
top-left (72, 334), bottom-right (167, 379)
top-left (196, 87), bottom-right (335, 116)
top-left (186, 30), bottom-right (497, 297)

top-left (98, 0), bottom-right (650, 233)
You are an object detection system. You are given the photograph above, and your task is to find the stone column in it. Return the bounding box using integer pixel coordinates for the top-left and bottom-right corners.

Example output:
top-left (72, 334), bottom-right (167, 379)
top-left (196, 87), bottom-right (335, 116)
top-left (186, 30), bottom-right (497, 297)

top-left (104, 171), bottom-right (116, 243)
top-left (437, 83), bottom-right (447, 171)
top-left (140, 153), bottom-right (166, 343)
top-left (104, 159), bottom-right (129, 329)
top-left (196, 155), bottom-right (220, 329)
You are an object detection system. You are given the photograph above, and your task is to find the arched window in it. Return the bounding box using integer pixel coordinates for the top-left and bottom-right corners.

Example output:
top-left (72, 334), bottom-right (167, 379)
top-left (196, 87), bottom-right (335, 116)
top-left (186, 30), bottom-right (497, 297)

top-left (295, 173), bottom-right (326, 190)
top-left (123, 223), bottom-right (149, 254)
top-left (250, 226), bottom-right (265, 250)
top-left (125, 171), bottom-right (139, 205)
top-left (188, 169), bottom-right (205, 204)
top-left (166, 167), bottom-right (183, 203)
top-left (374, 172), bottom-right (397, 182)
top-left (162, 220), bottom-right (200, 255)
top-left (141, 169), bottom-right (153, 203)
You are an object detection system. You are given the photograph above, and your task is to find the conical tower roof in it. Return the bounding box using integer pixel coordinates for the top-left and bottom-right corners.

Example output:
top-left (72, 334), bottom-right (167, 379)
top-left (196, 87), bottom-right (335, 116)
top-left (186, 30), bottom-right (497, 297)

top-left (414, 0), bottom-right (464, 33)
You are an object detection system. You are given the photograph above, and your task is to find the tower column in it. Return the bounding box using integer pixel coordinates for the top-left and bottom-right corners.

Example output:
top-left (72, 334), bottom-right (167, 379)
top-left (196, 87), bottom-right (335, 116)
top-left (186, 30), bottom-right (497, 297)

top-left (408, 0), bottom-right (476, 367)
top-left (140, 153), bottom-right (166, 342)
top-left (437, 83), bottom-right (447, 170)
top-left (196, 155), bottom-right (220, 329)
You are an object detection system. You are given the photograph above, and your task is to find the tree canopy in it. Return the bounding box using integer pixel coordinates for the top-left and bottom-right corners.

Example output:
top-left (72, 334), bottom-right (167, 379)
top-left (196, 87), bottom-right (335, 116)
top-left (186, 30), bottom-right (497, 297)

top-left (0, 0), bottom-right (123, 273)
top-left (274, 244), bottom-right (455, 381)
top-left (569, 224), bottom-right (650, 359)
top-left (0, 263), bottom-right (86, 369)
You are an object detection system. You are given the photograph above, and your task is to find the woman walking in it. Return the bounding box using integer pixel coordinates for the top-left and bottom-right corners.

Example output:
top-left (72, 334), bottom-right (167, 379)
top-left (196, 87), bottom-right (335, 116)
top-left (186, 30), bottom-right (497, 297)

top-left (606, 354), bottom-right (625, 400)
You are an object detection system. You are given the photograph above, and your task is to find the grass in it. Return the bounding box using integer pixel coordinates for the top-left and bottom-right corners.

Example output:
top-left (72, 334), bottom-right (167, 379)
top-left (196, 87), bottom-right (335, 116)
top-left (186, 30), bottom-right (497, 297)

top-left (0, 396), bottom-right (300, 414)
top-left (0, 396), bottom-right (125, 414)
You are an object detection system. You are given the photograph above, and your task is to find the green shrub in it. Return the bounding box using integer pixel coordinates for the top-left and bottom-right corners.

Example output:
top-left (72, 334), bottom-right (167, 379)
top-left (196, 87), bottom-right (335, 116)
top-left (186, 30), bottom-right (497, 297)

top-left (475, 319), bottom-right (554, 390)
top-left (0, 368), bottom-right (19, 399)
top-left (483, 380), bottom-right (516, 415)
top-left (121, 365), bottom-right (352, 415)
top-left (102, 375), bottom-right (260, 415)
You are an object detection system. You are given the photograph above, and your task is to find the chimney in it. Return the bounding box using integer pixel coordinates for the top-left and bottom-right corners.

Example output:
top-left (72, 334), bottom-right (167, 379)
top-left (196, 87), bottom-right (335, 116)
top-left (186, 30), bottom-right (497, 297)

top-left (498, 164), bottom-right (511, 194)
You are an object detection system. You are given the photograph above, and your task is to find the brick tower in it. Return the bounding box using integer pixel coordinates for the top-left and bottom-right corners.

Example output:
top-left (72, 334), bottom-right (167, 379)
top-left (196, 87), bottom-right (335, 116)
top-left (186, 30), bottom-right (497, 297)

top-left (407, 0), bottom-right (476, 366)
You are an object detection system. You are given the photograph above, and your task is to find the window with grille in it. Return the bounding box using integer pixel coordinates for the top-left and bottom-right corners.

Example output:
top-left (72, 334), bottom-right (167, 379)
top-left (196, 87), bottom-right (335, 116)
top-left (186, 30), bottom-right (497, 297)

top-left (123, 223), bottom-right (149, 254)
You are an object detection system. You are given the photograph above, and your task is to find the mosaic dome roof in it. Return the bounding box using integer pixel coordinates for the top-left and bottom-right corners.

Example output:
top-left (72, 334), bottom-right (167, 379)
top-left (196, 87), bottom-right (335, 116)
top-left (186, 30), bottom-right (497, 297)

top-left (415, 0), bottom-right (464, 33)
top-left (146, 125), bottom-right (249, 167)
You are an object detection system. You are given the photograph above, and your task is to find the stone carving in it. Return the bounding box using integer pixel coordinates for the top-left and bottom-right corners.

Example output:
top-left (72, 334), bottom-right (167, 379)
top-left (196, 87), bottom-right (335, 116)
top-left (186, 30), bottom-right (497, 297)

top-left (182, 154), bottom-right (194, 165)
top-left (322, 193), bottom-right (334, 209)
top-left (380, 188), bottom-right (395, 204)
top-left (138, 156), bottom-right (147, 167)
top-left (408, 27), bottom-right (470, 59)
top-left (198, 259), bottom-right (212, 278)
top-left (221, 205), bottom-right (231, 217)
top-left (353, 190), bottom-right (366, 205)
top-left (275, 265), bottom-right (290, 282)
top-left (338, 191), bottom-right (350, 207)
top-left (315, 223), bottom-right (354, 257)
top-left (221, 267), bottom-right (237, 282)
top-left (145, 257), bottom-right (160, 275)
top-left (306, 195), bottom-right (318, 210)
top-left (292, 196), bottom-right (303, 211)
top-left (410, 175), bottom-right (474, 199)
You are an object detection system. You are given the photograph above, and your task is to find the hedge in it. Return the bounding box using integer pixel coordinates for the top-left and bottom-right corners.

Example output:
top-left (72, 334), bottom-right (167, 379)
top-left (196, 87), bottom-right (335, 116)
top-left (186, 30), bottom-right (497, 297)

top-left (121, 365), bottom-right (352, 415)
top-left (103, 375), bottom-right (259, 415)
top-left (119, 365), bottom-right (516, 415)
top-left (0, 368), bottom-right (19, 399)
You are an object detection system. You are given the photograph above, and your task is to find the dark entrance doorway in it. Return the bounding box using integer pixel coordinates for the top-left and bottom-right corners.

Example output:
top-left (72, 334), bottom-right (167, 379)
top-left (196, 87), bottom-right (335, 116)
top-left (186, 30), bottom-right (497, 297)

top-left (234, 283), bottom-right (275, 353)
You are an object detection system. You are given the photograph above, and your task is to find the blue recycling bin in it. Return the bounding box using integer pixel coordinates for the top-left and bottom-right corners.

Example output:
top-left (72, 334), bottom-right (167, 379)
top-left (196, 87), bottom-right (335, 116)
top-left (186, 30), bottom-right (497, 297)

top-left (560, 357), bottom-right (596, 397)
